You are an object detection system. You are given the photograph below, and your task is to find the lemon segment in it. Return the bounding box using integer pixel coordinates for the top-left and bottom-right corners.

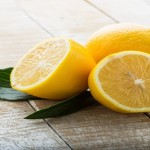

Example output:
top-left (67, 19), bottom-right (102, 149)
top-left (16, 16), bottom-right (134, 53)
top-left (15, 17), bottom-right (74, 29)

top-left (11, 38), bottom-right (96, 99)
top-left (88, 51), bottom-right (150, 113)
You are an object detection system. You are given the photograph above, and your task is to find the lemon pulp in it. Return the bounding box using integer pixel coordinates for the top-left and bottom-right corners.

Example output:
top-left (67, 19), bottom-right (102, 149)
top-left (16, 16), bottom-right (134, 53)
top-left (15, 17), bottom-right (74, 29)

top-left (12, 38), bottom-right (67, 88)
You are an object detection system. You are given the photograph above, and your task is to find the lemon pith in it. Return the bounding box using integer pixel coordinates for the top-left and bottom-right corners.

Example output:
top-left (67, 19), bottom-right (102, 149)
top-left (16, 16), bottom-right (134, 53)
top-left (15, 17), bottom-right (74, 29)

top-left (88, 51), bottom-right (150, 113)
top-left (11, 38), bottom-right (96, 99)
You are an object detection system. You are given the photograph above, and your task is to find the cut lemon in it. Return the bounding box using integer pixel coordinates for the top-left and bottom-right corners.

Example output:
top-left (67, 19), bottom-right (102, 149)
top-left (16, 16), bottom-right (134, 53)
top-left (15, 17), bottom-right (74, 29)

top-left (86, 23), bottom-right (150, 62)
top-left (11, 38), bottom-right (96, 99)
top-left (88, 51), bottom-right (150, 113)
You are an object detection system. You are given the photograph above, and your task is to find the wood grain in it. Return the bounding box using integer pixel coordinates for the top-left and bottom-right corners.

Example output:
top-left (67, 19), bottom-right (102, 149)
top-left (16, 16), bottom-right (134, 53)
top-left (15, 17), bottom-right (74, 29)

top-left (30, 100), bottom-right (150, 149)
top-left (18, 0), bottom-right (150, 149)
top-left (47, 105), bottom-right (150, 149)
top-left (0, 0), bottom-right (50, 68)
top-left (18, 0), bottom-right (114, 44)
top-left (86, 0), bottom-right (150, 24)
top-left (0, 101), bottom-right (70, 149)
top-left (0, 0), bottom-right (70, 149)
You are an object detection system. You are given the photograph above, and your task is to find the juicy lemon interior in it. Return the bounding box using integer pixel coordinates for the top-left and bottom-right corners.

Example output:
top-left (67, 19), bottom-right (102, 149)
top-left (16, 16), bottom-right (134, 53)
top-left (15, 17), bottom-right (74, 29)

top-left (98, 54), bottom-right (150, 108)
top-left (12, 39), bottom-right (68, 87)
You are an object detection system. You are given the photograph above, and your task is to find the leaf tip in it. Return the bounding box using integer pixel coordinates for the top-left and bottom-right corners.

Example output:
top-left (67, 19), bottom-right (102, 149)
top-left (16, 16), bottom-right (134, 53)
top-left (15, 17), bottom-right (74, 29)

top-left (24, 116), bottom-right (30, 119)
top-left (24, 115), bottom-right (33, 119)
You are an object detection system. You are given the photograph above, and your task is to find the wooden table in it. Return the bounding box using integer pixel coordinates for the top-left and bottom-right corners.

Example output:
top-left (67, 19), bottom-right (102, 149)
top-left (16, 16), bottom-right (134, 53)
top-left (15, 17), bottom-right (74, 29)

top-left (0, 0), bottom-right (150, 149)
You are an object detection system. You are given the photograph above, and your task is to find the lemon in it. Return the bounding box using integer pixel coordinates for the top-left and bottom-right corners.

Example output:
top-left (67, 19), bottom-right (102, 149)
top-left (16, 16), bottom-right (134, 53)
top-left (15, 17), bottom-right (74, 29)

top-left (86, 23), bottom-right (150, 62)
top-left (11, 38), bottom-right (96, 99)
top-left (88, 51), bottom-right (150, 113)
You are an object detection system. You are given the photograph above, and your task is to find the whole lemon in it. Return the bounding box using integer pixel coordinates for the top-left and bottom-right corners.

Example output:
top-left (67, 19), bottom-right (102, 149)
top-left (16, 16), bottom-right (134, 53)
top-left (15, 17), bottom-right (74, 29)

top-left (86, 23), bottom-right (150, 62)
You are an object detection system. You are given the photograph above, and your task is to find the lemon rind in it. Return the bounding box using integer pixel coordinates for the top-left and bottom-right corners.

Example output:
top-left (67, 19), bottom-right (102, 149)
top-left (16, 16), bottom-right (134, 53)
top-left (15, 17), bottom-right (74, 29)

top-left (92, 51), bottom-right (150, 113)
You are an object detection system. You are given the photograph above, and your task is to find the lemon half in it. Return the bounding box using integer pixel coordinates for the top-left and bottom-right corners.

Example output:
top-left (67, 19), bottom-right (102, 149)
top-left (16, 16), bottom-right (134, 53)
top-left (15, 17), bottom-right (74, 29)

top-left (89, 51), bottom-right (150, 113)
top-left (11, 38), bottom-right (96, 99)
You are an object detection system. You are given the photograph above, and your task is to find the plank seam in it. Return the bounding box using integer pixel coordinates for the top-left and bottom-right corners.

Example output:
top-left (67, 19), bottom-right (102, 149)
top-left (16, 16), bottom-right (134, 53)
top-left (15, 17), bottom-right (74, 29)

top-left (26, 100), bottom-right (73, 150)
top-left (44, 119), bottom-right (73, 150)
top-left (83, 0), bottom-right (119, 23)
top-left (15, 0), bottom-right (54, 37)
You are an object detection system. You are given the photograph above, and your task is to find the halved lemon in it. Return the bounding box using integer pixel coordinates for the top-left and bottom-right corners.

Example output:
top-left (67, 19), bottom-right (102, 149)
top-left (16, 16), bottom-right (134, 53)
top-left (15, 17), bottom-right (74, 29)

top-left (11, 38), bottom-right (96, 99)
top-left (88, 51), bottom-right (150, 113)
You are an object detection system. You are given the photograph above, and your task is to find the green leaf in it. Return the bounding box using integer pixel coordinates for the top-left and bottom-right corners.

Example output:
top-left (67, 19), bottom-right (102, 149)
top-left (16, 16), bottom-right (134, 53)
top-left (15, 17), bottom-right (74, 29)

top-left (25, 91), bottom-right (98, 119)
top-left (0, 68), bottom-right (13, 88)
top-left (0, 87), bottom-right (38, 101)
top-left (0, 68), bottom-right (38, 100)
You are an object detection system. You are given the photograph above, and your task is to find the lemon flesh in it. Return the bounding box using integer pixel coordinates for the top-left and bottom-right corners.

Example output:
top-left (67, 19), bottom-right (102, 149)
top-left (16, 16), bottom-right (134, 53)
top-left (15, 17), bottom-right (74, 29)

top-left (12, 39), bottom-right (67, 88)
top-left (89, 51), bottom-right (150, 113)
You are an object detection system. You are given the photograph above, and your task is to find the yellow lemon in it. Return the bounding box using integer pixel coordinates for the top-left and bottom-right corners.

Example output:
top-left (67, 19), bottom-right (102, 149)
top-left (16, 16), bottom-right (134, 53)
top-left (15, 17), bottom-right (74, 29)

top-left (86, 23), bottom-right (150, 62)
top-left (11, 38), bottom-right (96, 99)
top-left (88, 51), bottom-right (150, 113)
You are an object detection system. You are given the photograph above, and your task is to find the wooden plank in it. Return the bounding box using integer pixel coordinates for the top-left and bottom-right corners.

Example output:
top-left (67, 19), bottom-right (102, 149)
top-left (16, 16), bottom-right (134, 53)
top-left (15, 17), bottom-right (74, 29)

top-left (31, 101), bottom-right (150, 149)
top-left (19, 0), bottom-right (150, 149)
top-left (0, 101), bottom-right (70, 149)
top-left (48, 105), bottom-right (150, 149)
top-left (18, 0), bottom-right (114, 44)
top-left (0, 0), bottom-right (50, 68)
top-left (0, 0), bottom-right (70, 149)
top-left (86, 0), bottom-right (150, 24)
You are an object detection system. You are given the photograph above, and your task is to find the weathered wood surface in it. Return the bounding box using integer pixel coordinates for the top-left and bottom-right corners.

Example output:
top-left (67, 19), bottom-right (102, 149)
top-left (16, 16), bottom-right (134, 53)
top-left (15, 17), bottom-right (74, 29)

top-left (17, 0), bottom-right (114, 44)
top-left (86, 0), bottom-right (150, 24)
top-left (0, 0), bottom-right (70, 149)
top-left (0, 101), bottom-right (70, 149)
top-left (0, 0), bottom-right (150, 149)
